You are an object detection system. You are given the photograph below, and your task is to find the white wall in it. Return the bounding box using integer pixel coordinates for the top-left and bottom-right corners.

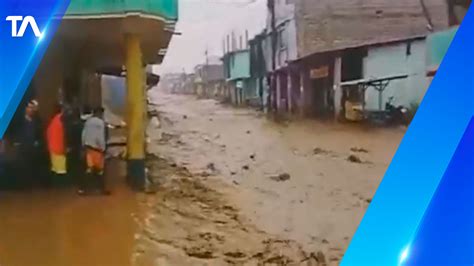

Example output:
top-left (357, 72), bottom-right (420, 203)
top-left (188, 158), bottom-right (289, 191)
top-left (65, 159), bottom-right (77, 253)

top-left (264, 0), bottom-right (298, 72)
top-left (363, 39), bottom-right (429, 110)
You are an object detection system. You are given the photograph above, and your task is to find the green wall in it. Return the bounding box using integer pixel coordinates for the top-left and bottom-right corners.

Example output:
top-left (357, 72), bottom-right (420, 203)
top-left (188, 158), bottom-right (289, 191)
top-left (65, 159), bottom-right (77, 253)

top-left (66, 0), bottom-right (178, 20)
top-left (228, 50), bottom-right (251, 80)
top-left (427, 26), bottom-right (458, 70)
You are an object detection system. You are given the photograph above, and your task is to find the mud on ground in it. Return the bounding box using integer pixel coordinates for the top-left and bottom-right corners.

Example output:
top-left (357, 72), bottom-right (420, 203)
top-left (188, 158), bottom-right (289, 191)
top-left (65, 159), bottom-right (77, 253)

top-left (133, 156), bottom-right (327, 266)
top-left (133, 90), bottom-right (405, 266)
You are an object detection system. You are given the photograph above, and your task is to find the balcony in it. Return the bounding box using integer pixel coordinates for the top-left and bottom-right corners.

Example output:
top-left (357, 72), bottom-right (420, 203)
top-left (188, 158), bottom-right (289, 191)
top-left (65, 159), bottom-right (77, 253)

top-left (66, 0), bottom-right (178, 21)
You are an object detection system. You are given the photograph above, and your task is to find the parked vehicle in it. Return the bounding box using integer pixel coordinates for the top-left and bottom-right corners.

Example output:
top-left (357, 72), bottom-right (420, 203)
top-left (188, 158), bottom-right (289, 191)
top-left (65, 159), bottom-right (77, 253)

top-left (364, 97), bottom-right (409, 127)
top-left (385, 97), bottom-right (410, 126)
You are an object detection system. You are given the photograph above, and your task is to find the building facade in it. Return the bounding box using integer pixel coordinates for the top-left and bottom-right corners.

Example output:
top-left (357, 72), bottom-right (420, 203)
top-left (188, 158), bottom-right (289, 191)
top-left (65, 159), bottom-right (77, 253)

top-left (363, 38), bottom-right (429, 111)
top-left (194, 64), bottom-right (226, 99)
top-left (266, 0), bottom-right (449, 118)
top-left (223, 50), bottom-right (253, 106)
top-left (249, 32), bottom-right (268, 109)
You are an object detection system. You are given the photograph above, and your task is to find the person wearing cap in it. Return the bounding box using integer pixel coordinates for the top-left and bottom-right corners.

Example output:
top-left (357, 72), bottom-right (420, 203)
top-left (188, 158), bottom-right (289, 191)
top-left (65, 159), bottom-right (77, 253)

top-left (81, 107), bottom-right (110, 195)
top-left (46, 103), bottom-right (68, 185)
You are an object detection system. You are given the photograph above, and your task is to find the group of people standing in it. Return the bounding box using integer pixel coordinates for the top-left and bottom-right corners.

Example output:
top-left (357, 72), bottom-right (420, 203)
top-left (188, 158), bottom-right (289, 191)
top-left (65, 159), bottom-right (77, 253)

top-left (0, 99), bottom-right (110, 196)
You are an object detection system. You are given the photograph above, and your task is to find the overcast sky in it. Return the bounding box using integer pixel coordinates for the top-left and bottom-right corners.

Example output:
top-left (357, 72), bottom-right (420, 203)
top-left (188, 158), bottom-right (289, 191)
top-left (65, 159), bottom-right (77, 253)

top-left (154, 0), bottom-right (266, 74)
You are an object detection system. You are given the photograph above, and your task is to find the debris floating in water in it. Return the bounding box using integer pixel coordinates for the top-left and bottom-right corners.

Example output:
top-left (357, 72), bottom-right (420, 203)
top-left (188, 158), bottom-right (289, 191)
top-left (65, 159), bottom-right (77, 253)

top-left (269, 173), bottom-right (291, 182)
top-left (350, 147), bottom-right (369, 153)
top-left (347, 155), bottom-right (363, 164)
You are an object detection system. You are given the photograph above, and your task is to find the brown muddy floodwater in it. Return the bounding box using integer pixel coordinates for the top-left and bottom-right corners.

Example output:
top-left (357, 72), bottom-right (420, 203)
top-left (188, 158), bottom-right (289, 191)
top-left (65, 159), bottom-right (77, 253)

top-left (0, 160), bottom-right (138, 266)
top-left (0, 90), bottom-right (406, 266)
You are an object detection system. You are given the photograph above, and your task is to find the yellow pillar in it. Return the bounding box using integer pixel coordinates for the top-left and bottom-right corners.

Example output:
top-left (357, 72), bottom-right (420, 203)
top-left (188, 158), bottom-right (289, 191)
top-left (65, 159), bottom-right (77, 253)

top-left (125, 34), bottom-right (146, 190)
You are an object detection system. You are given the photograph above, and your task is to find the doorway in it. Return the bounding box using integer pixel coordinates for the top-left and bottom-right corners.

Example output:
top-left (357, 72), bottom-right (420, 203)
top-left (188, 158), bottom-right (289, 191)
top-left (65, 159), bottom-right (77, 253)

top-left (311, 77), bottom-right (333, 118)
top-left (309, 63), bottom-right (334, 118)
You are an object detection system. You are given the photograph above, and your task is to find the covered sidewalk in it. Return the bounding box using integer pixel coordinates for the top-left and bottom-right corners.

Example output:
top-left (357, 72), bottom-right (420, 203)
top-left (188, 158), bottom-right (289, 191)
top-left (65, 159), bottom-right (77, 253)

top-left (8, 0), bottom-right (178, 190)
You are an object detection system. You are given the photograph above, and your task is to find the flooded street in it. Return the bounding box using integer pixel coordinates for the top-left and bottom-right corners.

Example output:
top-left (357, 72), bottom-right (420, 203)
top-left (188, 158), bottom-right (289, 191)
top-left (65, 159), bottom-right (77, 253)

top-left (0, 90), bottom-right (405, 266)
top-left (0, 0), bottom-right (461, 264)
top-left (134, 90), bottom-right (406, 265)
top-left (0, 161), bottom-right (138, 266)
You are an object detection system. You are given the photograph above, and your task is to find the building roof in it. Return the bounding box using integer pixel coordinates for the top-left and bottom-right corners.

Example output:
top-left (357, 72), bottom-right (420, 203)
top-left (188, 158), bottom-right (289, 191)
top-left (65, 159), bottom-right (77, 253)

top-left (292, 34), bottom-right (427, 63)
top-left (295, 1), bottom-right (448, 58)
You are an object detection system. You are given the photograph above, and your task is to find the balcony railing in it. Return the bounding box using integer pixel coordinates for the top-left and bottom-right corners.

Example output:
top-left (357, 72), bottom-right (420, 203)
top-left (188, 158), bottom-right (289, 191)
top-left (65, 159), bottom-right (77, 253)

top-left (66, 0), bottom-right (178, 21)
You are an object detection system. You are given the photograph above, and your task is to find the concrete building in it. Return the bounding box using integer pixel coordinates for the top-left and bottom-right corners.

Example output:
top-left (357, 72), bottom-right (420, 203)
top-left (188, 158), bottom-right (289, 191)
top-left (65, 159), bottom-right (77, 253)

top-left (160, 73), bottom-right (185, 94)
top-left (265, 0), bottom-right (449, 118)
top-left (160, 72), bottom-right (197, 95)
top-left (222, 50), bottom-right (252, 106)
top-left (363, 37), bottom-right (429, 111)
top-left (17, 0), bottom-right (179, 190)
top-left (293, 36), bottom-right (436, 120)
top-left (249, 32), bottom-right (268, 109)
top-left (293, 0), bottom-right (448, 57)
top-left (194, 64), bottom-right (226, 99)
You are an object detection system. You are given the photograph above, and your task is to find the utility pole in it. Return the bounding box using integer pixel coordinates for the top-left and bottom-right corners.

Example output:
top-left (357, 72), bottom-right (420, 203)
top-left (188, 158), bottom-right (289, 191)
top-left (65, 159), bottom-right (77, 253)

top-left (268, 0), bottom-right (276, 113)
top-left (268, 0), bottom-right (276, 73)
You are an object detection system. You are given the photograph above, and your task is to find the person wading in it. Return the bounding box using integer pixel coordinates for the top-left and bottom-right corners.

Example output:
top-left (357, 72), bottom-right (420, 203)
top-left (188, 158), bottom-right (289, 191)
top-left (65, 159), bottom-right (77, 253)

top-left (81, 107), bottom-right (110, 195)
top-left (46, 104), bottom-right (68, 186)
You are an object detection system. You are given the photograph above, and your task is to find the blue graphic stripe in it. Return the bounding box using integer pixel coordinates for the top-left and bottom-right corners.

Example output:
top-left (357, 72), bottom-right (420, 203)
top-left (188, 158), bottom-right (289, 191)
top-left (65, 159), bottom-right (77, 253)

top-left (342, 7), bottom-right (474, 266)
top-left (0, 0), bottom-right (70, 137)
top-left (405, 118), bottom-right (474, 266)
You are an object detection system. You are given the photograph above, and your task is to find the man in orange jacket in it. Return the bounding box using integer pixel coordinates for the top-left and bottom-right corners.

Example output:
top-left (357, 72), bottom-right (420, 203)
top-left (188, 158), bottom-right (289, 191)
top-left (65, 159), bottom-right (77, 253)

top-left (46, 104), bottom-right (67, 184)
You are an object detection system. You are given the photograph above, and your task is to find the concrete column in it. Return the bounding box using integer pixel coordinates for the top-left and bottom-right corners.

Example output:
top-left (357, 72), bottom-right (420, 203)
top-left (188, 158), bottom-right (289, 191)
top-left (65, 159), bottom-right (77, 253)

top-left (287, 71), bottom-right (292, 114)
top-left (333, 56), bottom-right (342, 120)
top-left (276, 74), bottom-right (281, 112)
top-left (300, 69), bottom-right (310, 117)
top-left (299, 71), bottom-right (305, 116)
top-left (125, 34), bottom-right (146, 190)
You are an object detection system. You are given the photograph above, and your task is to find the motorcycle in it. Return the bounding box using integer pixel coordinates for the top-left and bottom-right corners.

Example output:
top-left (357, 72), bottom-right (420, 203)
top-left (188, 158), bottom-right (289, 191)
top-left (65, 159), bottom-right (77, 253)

top-left (385, 97), bottom-right (409, 126)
